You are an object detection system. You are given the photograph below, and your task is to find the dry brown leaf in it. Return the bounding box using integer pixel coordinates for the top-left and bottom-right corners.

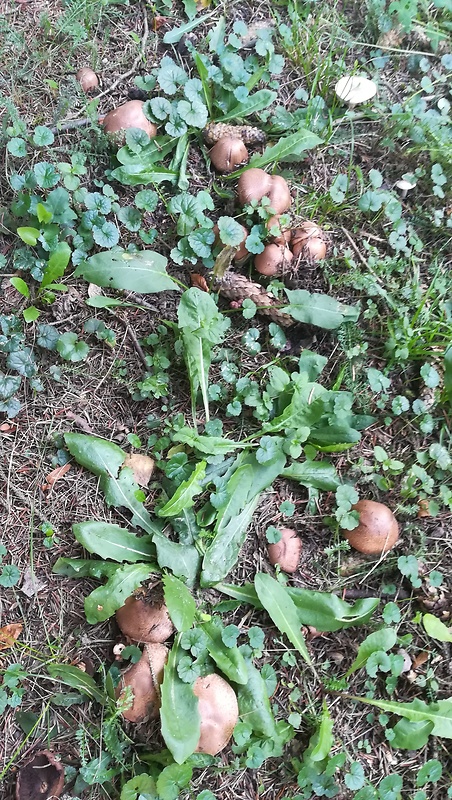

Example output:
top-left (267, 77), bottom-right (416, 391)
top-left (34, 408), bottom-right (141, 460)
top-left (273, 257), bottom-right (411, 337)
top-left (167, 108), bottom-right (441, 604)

top-left (152, 15), bottom-right (170, 30)
top-left (0, 423), bottom-right (16, 433)
top-left (123, 453), bottom-right (155, 487)
top-left (21, 567), bottom-right (47, 598)
top-left (412, 651), bottom-right (429, 670)
top-left (0, 623), bottom-right (23, 651)
top-left (417, 499), bottom-right (431, 518)
top-left (87, 282), bottom-right (103, 298)
top-left (42, 462), bottom-right (71, 492)
top-left (190, 273), bottom-right (209, 292)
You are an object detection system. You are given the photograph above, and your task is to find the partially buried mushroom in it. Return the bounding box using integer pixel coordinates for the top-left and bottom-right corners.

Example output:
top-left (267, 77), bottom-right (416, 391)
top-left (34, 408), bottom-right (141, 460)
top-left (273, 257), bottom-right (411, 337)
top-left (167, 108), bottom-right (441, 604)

top-left (291, 222), bottom-right (326, 263)
top-left (237, 169), bottom-right (291, 214)
top-left (116, 643), bottom-right (168, 722)
top-left (255, 243), bottom-right (293, 276)
top-left (116, 595), bottom-right (174, 643)
top-left (16, 750), bottom-right (64, 800)
top-left (76, 67), bottom-right (99, 93)
top-left (267, 527), bottom-right (302, 573)
top-left (209, 136), bottom-right (249, 173)
top-left (344, 499), bottom-right (399, 555)
top-left (194, 673), bottom-right (239, 755)
top-left (103, 100), bottom-right (157, 138)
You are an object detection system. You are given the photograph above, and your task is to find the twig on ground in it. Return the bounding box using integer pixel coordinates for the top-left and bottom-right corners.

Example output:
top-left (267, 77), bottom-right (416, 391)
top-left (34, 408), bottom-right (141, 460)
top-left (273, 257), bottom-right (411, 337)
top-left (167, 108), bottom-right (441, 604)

top-left (109, 312), bottom-right (149, 369)
top-left (96, 10), bottom-right (150, 100)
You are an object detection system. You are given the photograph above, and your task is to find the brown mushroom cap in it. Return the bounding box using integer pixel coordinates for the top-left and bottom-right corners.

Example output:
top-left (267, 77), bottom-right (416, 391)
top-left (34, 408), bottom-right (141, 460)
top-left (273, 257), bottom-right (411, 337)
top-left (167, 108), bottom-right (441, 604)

top-left (254, 243), bottom-right (293, 276)
top-left (193, 673), bottom-right (239, 755)
top-left (237, 168), bottom-right (273, 206)
top-left (209, 136), bottom-right (249, 173)
top-left (116, 596), bottom-right (174, 643)
top-left (16, 750), bottom-right (64, 800)
top-left (267, 175), bottom-right (292, 214)
top-left (267, 527), bottom-right (302, 573)
top-left (102, 100), bottom-right (157, 138)
top-left (116, 644), bottom-right (168, 722)
top-left (76, 67), bottom-right (99, 93)
top-left (267, 215), bottom-right (291, 245)
top-left (213, 223), bottom-right (249, 261)
top-left (291, 222), bottom-right (326, 261)
top-left (344, 500), bottom-right (399, 555)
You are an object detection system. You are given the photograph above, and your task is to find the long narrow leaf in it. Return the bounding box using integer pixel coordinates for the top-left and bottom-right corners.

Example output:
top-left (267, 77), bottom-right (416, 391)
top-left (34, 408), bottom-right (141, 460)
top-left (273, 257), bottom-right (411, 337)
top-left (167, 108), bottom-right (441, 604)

top-left (254, 574), bottom-right (311, 666)
top-left (84, 563), bottom-right (157, 623)
top-left (160, 635), bottom-right (201, 763)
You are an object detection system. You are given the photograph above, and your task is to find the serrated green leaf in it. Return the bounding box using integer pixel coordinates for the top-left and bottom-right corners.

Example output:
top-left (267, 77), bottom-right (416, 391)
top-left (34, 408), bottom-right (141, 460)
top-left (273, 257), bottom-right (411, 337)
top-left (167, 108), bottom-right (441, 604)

top-left (247, 128), bottom-right (323, 168)
top-left (84, 563), bottom-right (156, 623)
top-left (219, 89), bottom-right (278, 123)
top-left (73, 521), bottom-right (156, 563)
top-left (281, 460), bottom-right (339, 490)
top-left (153, 532), bottom-right (200, 587)
top-left (349, 694), bottom-right (452, 739)
top-left (64, 432), bottom-right (126, 477)
top-left (163, 573), bottom-right (196, 632)
top-left (390, 717), bottom-right (434, 750)
top-left (236, 658), bottom-right (278, 737)
top-left (74, 248), bottom-right (179, 293)
top-left (199, 620), bottom-right (247, 684)
top-left (282, 289), bottom-right (360, 330)
top-left (254, 573), bottom-right (311, 665)
top-left (47, 664), bottom-right (105, 704)
top-left (158, 461), bottom-right (207, 517)
top-left (53, 558), bottom-right (120, 579)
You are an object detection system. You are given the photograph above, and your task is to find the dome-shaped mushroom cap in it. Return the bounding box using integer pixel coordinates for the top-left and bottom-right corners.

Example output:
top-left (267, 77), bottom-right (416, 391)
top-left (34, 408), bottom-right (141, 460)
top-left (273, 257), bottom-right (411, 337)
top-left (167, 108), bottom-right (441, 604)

top-left (194, 673), bottom-right (239, 755)
top-left (76, 67), bottom-right (99, 93)
top-left (102, 100), bottom-right (157, 138)
top-left (116, 595), bottom-right (174, 643)
top-left (209, 137), bottom-right (248, 173)
top-left (335, 76), bottom-right (377, 106)
top-left (116, 644), bottom-right (168, 722)
top-left (344, 500), bottom-right (399, 555)
top-left (267, 527), bottom-right (302, 573)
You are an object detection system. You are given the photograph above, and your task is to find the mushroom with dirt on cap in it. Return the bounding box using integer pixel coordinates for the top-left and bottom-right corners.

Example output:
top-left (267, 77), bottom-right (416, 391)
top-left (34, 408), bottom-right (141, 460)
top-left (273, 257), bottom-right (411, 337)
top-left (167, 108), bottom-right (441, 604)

top-left (394, 179), bottom-right (416, 199)
top-left (334, 76), bottom-right (377, 109)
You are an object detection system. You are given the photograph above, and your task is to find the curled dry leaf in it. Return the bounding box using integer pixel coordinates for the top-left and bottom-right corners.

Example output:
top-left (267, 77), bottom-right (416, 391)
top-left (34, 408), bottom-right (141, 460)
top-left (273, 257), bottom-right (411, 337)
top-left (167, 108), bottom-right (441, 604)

top-left (190, 273), bottom-right (209, 292)
top-left (123, 453), bottom-right (155, 487)
top-left (21, 567), bottom-right (46, 598)
top-left (87, 282), bottom-right (103, 298)
top-left (0, 623), bottom-right (23, 652)
top-left (41, 463), bottom-right (71, 492)
top-left (417, 499), bottom-right (431, 518)
top-left (16, 751), bottom-right (64, 800)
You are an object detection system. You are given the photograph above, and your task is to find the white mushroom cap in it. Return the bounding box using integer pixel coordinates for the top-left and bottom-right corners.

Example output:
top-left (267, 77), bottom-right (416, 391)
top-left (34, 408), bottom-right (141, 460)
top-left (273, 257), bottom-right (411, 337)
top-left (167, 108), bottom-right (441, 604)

top-left (335, 76), bottom-right (377, 107)
top-left (395, 179), bottom-right (416, 192)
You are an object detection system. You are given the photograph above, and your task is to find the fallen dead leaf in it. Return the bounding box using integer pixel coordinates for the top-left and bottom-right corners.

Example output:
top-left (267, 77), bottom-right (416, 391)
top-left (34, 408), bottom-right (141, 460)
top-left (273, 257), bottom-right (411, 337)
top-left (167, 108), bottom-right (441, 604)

top-left (21, 567), bottom-right (46, 598)
top-left (152, 15), bottom-right (170, 30)
top-left (123, 453), bottom-right (155, 487)
top-left (0, 623), bottom-right (23, 651)
top-left (417, 499), bottom-right (431, 518)
top-left (412, 651), bottom-right (429, 670)
top-left (88, 282), bottom-right (103, 298)
top-left (0, 423), bottom-right (16, 433)
top-left (190, 273), bottom-right (209, 292)
top-left (41, 462), bottom-right (71, 492)
top-left (65, 411), bottom-right (94, 434)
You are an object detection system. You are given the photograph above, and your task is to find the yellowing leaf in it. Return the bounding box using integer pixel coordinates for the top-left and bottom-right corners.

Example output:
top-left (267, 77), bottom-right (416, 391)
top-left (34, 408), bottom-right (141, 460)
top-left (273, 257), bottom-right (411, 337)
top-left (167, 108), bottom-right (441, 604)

top-left (0, 623), bottom-right (23, 651)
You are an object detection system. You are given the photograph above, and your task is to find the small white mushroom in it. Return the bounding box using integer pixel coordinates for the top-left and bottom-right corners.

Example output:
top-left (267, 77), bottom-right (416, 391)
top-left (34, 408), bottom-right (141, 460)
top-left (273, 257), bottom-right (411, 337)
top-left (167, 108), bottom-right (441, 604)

top-left (394, 179), bottom-right (416, 199)
top-left (335, 76), bottom-right (377, 110)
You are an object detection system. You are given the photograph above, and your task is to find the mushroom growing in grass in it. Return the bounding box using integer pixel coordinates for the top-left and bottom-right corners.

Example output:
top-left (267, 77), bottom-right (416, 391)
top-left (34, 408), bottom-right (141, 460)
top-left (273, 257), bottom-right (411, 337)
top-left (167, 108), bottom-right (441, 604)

top-left (334, 76), bottom-right (377, 110)
top-left (267, 527), bottom-right (302, 573)
top-left (255, 243), bottom-right (293, 276)
top-left (116, 643), bottom-right (168, 722)
top-left (193, 673), bottom-right (239, 755)
top-left (237, 169), bottom-right (292, 214)
top-left (116, 595), bottom-right (174, 643)
top-left (209, 136), bottom-right (249, 173)
top-left (213, 223), bottom-right (249, 261)
top-left (76, 67), bottom-right (99, 93)
top-left (344, 499), bottom-right (399, 555)
top-left (291, 222), bottom-right (327, 263)
top-left (102, 100), bottom-right (157, 138)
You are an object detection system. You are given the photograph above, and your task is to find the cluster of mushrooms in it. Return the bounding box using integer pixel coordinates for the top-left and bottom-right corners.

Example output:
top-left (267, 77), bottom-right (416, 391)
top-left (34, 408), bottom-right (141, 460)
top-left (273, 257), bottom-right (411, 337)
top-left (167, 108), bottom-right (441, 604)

top-left (114, 595), bottom-right (238, 756)
top-left (266, 499), bottom-right (399, 574)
